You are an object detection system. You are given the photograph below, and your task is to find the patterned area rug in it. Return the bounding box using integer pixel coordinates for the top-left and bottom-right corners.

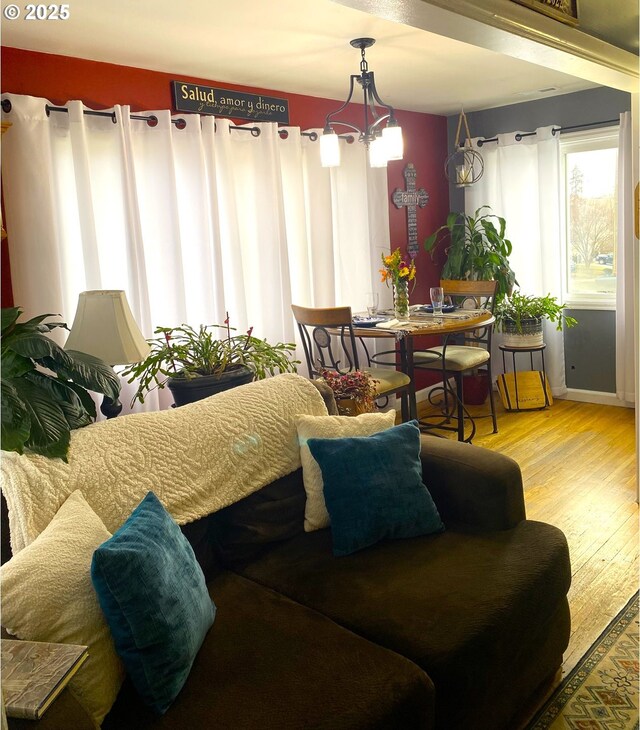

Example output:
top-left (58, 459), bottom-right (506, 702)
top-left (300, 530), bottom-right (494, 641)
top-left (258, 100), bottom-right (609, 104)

top-left (528, 593), bottom-right (639, 729)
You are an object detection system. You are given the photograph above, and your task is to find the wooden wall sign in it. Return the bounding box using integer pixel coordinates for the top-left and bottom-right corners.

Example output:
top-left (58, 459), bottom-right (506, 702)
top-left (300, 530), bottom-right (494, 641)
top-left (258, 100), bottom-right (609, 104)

top-left (171, 81), bottom-right (290, 124)
top-left (391, 163), bottom-right (429, 259)
top-left (510, 0), bottom-right (578, 26)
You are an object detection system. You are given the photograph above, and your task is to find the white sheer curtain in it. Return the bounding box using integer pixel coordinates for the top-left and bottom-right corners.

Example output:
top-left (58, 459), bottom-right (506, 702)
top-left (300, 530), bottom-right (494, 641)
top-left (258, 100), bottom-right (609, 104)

top-left (465, 126), bottom-right (567, 396)
top-left (615, 111), bottom-right (636, 404)
top-left (1, 93), bottom-right (389, 411)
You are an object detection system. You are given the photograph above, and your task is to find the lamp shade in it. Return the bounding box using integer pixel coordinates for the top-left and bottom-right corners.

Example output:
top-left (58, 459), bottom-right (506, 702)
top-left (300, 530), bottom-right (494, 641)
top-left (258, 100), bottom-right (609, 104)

top-left (382, 124), bottom-right (404, 161)
top-left (65, 290), bottom-right (150, 366)
top-left (368, 136), bottom-right (388, 168)
top-left (320, 131), bottom-right (340, 167)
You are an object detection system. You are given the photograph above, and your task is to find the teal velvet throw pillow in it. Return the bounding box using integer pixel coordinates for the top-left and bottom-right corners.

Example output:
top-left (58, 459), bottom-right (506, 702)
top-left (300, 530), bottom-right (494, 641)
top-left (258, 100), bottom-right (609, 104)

top-left (307, 421), bottom-right (444, 556)
top-left (91, 492), bottom-right (216, 714)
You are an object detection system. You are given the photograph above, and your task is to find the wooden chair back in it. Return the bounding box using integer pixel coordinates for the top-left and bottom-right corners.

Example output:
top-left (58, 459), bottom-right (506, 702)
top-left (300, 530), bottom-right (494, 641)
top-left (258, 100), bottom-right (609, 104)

top-left (440, 279), bottom-right (498, 313)
top-left (439, 280), bottom-right (497, 349)
top-left (291, 304), bottom-right (360, 377)
top-left (290, 304), bottom-right (353, 328)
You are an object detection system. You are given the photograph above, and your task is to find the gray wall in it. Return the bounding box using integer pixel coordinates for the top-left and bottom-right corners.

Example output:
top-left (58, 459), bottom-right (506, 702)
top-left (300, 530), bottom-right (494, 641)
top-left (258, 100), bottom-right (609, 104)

top-left (564, 309), bottom-right (616, 393)
top-left (447, 87), bottom-right (630, 393)
top-left (447, 87), bottom-right (631, 211)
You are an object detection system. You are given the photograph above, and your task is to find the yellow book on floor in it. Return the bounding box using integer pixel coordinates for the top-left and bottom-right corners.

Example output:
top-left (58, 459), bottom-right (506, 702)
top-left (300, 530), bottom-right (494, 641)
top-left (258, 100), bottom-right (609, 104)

top-left (497, 371), bottom-right (553, 411)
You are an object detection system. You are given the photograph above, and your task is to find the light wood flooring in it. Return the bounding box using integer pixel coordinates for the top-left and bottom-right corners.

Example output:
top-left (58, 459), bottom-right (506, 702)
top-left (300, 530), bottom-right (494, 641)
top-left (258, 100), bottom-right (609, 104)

top-left (417, 395), bottom-right (638, 678)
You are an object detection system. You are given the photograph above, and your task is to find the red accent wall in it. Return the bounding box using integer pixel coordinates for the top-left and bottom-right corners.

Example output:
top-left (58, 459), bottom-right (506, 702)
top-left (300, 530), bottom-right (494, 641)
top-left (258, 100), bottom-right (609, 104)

top-left (1, 47), bottom-right (449, 304)
top-left (1, 49), bottom-right (448, 384)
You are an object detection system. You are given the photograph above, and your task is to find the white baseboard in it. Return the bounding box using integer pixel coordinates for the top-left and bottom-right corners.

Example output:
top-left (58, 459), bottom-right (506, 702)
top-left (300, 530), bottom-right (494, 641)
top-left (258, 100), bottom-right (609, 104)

top-left (390, 383), bottom-right (635, 411)
top-left (558, 389), bottom-right (634, 408)
top-left (400, 386), bottom-right (634, 410)
top-left (391, 383), bottom-right (450, 412)
top-left (415, 383), bottom-right (453, 403)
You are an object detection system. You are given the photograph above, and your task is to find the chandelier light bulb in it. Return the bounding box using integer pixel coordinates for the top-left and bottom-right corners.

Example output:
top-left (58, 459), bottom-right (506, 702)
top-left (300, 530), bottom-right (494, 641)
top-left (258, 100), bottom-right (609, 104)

top-left (369, 136), bottom-right (388, 168)
top-left (382, 124), bottom-right (404, 161)
top-left (320, 130), bottom-right (340, 168)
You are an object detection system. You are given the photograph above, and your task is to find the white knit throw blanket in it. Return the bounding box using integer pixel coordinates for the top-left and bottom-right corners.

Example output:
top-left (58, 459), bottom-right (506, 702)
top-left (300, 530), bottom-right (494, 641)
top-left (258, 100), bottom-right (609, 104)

top-left (2, 374), bottom-right (327, 554)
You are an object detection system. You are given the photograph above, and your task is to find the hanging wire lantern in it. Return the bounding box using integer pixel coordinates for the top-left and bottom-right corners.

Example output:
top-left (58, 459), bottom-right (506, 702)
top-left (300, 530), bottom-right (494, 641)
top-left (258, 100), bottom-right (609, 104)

top-left (445, 110), bottom-right (484, 188)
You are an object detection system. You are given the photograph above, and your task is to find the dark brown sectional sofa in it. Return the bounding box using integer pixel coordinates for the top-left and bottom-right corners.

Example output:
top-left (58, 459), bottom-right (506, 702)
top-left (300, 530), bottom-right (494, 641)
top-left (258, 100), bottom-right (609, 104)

top-left (6, 434), bottom-right (571, 730)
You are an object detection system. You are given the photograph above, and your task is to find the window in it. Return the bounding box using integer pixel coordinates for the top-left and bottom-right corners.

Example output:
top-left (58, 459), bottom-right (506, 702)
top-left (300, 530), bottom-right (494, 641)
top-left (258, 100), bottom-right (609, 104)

top-left (560, 127), bottom-right (618, 307)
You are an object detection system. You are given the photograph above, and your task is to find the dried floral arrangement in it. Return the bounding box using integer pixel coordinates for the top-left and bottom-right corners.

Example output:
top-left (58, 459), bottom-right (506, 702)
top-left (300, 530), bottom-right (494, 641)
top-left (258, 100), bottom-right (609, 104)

top-left (319, 368), bottom-right (379, 414)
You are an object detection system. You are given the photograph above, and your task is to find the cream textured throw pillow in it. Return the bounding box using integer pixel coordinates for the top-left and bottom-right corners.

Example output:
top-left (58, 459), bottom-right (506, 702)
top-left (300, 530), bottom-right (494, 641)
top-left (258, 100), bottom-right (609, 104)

top-left (297, 411), bottom-right (396, 532)
top-left (0, 490), bottom-right (125, 726)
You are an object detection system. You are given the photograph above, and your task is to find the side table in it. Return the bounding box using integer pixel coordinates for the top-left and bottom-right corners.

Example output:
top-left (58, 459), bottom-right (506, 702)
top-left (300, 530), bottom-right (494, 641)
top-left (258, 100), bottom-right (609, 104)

top-left (498, 344), bottom-right (551, 411)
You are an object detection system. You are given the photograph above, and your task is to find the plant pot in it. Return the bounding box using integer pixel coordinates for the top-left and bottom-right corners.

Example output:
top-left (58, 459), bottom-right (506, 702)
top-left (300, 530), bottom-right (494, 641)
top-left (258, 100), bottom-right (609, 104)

top-left (167, 365), bottom-right (254, 407)
top-left (501, 317), bottom-right (543, 348)
top-left (462, 372), bottom-right (490, 405)
top-left (336, 398), bottom-right (370, 417)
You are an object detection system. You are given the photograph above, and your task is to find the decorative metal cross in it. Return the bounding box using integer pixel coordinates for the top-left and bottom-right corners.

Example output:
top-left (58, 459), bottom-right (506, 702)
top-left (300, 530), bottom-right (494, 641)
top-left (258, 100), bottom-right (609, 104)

top-left (391, 163), bottom-right (429, 259)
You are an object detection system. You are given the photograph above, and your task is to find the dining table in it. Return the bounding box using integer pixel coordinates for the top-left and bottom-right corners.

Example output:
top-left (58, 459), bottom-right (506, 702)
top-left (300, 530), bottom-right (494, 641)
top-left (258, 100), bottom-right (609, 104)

top-left (350, 306), bottom-right (495, 438)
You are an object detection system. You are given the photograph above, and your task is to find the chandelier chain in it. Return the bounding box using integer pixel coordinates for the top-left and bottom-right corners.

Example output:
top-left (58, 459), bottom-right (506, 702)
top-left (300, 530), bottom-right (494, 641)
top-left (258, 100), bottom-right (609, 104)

top-left (360, 46), bottom-right (368, 74)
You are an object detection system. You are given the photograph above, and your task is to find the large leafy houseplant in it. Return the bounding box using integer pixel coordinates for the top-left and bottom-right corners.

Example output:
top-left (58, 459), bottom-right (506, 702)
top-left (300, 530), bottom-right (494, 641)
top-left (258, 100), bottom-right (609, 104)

top-left (424, 206), bottom-right (517, 300)
top-left (122, 320), bottom-right (298, 406)
top-left (1, 307), bottom-right (120, 460)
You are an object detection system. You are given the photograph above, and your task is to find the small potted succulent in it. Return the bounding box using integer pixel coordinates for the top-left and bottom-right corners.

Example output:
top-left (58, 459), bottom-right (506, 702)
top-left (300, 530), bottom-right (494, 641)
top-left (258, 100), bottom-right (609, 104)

top-left (319, 368), bottom-right (379, 416)
top-left (495, 292), bottom-right (577, 347)
top-left (122, 317), bottom-right (298, 407)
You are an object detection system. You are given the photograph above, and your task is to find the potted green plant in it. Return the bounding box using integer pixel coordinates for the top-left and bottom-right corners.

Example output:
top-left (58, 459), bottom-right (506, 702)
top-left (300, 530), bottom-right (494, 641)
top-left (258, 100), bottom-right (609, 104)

top-left (495, 291), bottom-right (578, 347)
top-left (1, 307), bottom-right (120, 460)
top-left (424, 206), bottom-right (517, 300)
top-left (122, 318), bottom-right (299, 407)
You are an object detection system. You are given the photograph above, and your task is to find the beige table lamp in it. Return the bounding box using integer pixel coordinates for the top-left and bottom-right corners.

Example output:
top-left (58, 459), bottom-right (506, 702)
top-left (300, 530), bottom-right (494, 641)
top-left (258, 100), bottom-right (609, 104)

top-left (65, 290), bottom-right (150, 418)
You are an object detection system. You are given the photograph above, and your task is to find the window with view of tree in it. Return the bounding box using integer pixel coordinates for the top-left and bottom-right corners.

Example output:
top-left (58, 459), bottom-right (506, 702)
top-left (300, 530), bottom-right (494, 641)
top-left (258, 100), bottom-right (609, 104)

top-left (561, 128), bottom-right (618, 303)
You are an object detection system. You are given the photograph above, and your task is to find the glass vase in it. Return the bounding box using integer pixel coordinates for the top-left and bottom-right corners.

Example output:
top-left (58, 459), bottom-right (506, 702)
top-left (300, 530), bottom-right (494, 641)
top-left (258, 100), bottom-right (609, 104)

top-left (393, 279), bottom-right (410, 319)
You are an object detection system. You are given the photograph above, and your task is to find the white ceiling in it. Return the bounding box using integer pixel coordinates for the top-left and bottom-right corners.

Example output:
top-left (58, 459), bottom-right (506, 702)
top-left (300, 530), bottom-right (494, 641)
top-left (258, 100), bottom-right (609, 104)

top-left (0, 0), bottom-right (627, 115)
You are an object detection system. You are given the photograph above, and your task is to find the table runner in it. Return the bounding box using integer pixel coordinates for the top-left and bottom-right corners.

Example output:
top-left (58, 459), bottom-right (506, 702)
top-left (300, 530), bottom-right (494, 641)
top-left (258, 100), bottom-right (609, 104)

top-left (374, 309), bottom-right (489, 332)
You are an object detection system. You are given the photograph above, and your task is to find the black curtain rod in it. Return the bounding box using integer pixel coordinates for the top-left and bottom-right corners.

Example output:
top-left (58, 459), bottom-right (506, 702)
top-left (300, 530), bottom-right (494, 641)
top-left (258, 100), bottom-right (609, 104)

top-left (0, 100), bottom-right (318, 141)
top-left (475, 118), bottom-right (619, 147)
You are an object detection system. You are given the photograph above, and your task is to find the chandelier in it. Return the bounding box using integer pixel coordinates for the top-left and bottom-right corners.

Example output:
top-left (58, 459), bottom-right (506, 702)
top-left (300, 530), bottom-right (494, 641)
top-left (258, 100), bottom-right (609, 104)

top-left (320, 38), bottom-right (403, 169)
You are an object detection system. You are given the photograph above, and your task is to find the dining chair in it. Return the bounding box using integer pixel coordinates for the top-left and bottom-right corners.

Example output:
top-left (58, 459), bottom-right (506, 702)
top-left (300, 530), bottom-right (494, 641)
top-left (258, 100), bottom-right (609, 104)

top-left (291, 304), bottom-right (413, 422)
top-left (413, 280), bottom-right (498, 440)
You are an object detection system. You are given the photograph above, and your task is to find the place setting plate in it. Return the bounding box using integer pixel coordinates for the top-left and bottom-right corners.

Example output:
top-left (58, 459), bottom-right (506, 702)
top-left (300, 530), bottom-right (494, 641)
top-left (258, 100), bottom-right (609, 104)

top-left (414, 304), bottom-right (456, 314)
top-left (352, 315), bottom-right (389, 327)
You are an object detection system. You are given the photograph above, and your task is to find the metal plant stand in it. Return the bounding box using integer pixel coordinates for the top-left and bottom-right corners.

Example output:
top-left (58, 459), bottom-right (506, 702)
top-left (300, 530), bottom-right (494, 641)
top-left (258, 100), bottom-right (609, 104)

top-left (499, 343), bottom-right (550, 411)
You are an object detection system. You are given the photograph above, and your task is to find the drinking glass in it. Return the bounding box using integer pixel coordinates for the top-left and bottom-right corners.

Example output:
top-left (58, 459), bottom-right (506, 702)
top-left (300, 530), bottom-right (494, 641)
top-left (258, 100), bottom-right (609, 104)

top-left (366, 292), bottom-right (379, 317)
top-left (430, 286), bottom-right (444, 315)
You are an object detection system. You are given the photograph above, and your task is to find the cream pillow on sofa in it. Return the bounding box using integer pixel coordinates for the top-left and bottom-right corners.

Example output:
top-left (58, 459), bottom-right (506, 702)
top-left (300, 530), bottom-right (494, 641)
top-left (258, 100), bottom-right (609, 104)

top-left (0, 490), bottom-right (125, 725)
top-left (297, 411), bottom-right (396, 532)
